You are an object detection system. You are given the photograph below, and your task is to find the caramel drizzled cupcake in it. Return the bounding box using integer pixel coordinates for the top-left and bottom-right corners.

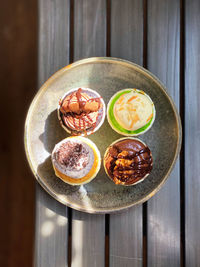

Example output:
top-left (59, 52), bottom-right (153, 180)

top-left (104, 137), bottom-right (153, 186)
top-left (58, 88), bottom-right (106, 136)
top-left (107, 89), bottom-right (156, 136)
top-left (52, 137), bottom-right (101, 185)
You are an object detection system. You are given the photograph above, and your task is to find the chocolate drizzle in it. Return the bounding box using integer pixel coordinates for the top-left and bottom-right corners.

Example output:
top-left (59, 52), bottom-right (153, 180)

top-left (105, 139), bottom-right (153, 185)
top-left (59, 88), bottom-right (102, 134)
top-left (76, 88), bottom-right (87, 109)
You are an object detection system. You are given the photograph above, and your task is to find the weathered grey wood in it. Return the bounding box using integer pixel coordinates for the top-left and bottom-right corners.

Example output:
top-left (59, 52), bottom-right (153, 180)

top-left (36, 0), bottom-right (70, 266)
top-left (185, 0), bottom-right (200, 265)
top-left (72, 212), bottom-right (105, 267)
top-left (71, 1), bottom-right (106, 266)
top-left (147, 0), bottom-right (180, 266)
top-left (38, 0), bottom-right (70, 85)
top-left (35, 187), bottom-right (68, 267)
top-left (74, 0), bottom-right (107, 60)
top-left (109, 1), bottom-right (143, 266)
top-left (110, 0), bottom-right (143, 62)
top-left (109, 211), bottom-right (143, 267)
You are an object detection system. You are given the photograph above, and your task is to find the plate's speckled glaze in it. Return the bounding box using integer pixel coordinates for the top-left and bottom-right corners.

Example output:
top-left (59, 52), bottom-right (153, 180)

top-left (24, 57), bottom-right (182, 214)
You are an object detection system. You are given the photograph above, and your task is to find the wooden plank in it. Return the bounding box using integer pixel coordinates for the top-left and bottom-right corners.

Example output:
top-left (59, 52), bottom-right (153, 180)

top-left (147, 0), bottom-right (180, 266)
top-left (109, 212), bottom-right (143, 267)
top-left (110, 0), bottom-right (143, 62)
top-left (38, 0), bottom-right (70, 85)
top-left (73, 0), bottom-right (107, 60)
top-left (71, 1), bottom-right (107, 267)
top-left (35, 188), bottom-right (68, 267)
top-left (109, 1), bottom-right (144, 266)
top-left (0, 1), bottom-right (37, 266)
top-left (35, 0), bottom-right (70, 266)
top-left (71, 212), bottom-right (105, 267)
top-left (185, 0), bottom-right (200, 265)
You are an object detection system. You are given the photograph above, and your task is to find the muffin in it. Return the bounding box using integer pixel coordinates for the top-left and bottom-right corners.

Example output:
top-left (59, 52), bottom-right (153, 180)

top-left (107, 89), bottom-right (156, 136)
top-left (58, 87), bottom-right (106, 136)
top-left (104, 137), bottom-right (153, 185)
top-left (51, 136), bottom-right (101, 185)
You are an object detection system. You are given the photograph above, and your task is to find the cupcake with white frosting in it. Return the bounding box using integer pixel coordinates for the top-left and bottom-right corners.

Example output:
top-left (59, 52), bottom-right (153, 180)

top-left (51, 136), bottom-right (101, 185)
top-left (107, 89), bottom-right (156, 136)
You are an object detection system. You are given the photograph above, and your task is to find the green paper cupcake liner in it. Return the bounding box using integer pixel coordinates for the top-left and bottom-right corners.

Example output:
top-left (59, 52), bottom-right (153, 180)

top-left (107, 89), bottom-right (156, 136)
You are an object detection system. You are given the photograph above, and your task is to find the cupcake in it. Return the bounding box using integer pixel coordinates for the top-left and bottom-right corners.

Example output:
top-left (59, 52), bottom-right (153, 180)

top-left (58, 87), bottom-right (106, 136)
top-left (51, 136), bottom-right (101, 185)
top-left (107, 89), bottom-right (156, 136)
top-left (104, 137), bottom-right (153, 186)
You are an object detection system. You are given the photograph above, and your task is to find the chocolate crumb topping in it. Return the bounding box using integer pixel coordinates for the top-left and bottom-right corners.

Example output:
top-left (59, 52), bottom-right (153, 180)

top-left (56, 141), bottom-right (89, 171)
top-left (105, 139), bottom-right (153, 185)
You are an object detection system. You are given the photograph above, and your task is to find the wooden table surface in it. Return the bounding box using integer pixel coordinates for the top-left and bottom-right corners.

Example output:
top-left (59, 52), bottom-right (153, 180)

top-left (35, 0), bottom-right (200, 266)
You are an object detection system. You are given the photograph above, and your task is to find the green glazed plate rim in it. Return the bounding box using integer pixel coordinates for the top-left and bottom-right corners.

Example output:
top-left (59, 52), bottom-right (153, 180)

top-left (24, 57), bottom-right (182, 214)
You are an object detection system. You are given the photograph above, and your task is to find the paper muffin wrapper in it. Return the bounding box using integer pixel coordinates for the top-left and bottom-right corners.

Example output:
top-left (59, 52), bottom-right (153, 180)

top-left (107, 88), bottom-right (156, 136)
top-left (52, 136), bottom-right (101, 185)
top-left (103, 137), bottom-right (152, 186)
top-left (58, 87), bottom-right (106, 136)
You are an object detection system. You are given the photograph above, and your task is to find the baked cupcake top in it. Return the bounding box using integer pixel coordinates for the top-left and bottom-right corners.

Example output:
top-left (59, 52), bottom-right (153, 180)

top-left (104, 138), bottom-right (153, 185)
top-left (58, 88), bottom-right (106, 135)
top-left (107, 89), bottom-right (155, 136)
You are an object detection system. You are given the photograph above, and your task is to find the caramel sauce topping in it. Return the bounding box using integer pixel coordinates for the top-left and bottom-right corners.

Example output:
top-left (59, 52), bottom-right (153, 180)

top-left (59, 88), bottom-right (102, 132)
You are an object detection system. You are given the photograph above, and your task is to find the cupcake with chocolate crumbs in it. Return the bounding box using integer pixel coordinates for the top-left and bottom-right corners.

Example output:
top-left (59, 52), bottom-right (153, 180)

top-left (52, 136), bottom-right (101, 185)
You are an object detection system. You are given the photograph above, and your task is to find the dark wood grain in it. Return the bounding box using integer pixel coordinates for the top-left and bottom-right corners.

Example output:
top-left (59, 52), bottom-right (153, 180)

top-left (0, 1), bottom-right (37, 266)
top-left (185, 0), bottom-right (200, 266)
top-left (71, 1), bottom-right (107, 266)
top-left (36, 0), bottom-right (70, 266)
top-left (109, 1), bottom-right (144, 266)
top-left (147, 0), bottom-right (180, 266)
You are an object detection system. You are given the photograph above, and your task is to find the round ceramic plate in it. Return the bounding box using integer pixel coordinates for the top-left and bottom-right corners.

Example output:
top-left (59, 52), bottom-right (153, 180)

top-left (24, 57), bottom-right (182, 214)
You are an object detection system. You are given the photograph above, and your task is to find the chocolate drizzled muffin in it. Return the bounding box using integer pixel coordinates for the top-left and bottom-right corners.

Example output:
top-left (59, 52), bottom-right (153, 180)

top-left (104, 137), bottom-right (153, 185)
top-left (58, 87), bottom-right (106, 136)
